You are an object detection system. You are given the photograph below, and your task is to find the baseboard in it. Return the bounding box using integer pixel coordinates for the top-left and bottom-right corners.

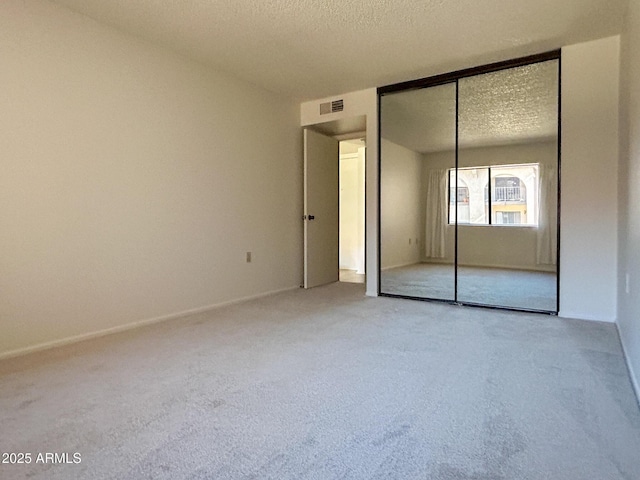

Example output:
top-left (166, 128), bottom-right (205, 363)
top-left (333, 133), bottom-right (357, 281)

top-left (419, 261), bottom-right (555, 273)
top-left (339, 267), bottom-right (365, 275)
top-left (557, 310), bottom-right (616, 323)
top-left (381, 261), bottom-right (420, 271)
top-left (457, 262), bottom-right (556, 273)
top-left (0, 286), bottom-right (299, 361)
top-left (616, 323), bottom-right (640, 407)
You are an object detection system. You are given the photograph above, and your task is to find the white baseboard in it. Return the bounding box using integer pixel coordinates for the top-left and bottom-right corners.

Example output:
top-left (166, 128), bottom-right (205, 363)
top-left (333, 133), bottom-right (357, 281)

top-left (617, 323), bottom-right (640, 407)
top-left (381, 261), bottom-right (420, 271)
top-left (416, 261), bottom-right (554, 273)
top-left (456, 262), bottom-right (555, 273)
top-left (558, 310), bottom-right (616, 323)
top-left (0, 286), bottom-right (299, 361)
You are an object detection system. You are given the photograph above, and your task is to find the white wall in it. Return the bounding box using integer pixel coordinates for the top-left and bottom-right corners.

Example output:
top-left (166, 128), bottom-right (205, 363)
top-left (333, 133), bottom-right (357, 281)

top-left (560, 36), bottom-right (620, 323)
top-left (300, 39), bottom-right (621, 322)
top-left (339, 149), bottom-right (365, 273)
top-left (619, 4), bottom-right (640, 399)
top-left (0, 0), bottom-right (302, 358)
top-left (380, 139), bottom-right (422, 269)
top-left (301, 89), bottom-right (378, 295)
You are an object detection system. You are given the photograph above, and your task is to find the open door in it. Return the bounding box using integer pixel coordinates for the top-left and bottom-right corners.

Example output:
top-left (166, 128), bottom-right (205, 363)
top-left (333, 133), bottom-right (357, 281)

top-left (304, 128), bottom-right (340, 288)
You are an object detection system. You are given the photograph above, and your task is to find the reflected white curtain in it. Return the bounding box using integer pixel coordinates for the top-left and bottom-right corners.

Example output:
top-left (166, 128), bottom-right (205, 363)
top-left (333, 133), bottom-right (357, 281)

top-left (424, 169), bottom-right (447, 258)
top-left (536, 164), bottom-right (557, 265)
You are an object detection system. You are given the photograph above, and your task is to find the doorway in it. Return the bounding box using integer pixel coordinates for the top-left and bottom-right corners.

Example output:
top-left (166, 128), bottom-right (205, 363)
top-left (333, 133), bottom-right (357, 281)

top-left (339, 139), bottom-right (366, 284)
top-left (303, 117), bottom-right (366, 289)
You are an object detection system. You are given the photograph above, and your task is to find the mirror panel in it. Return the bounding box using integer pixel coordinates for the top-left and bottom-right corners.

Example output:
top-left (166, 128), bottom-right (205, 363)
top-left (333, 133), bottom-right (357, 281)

top-left (378, 55), bottom-right (559, 313)
top-left (380, 83), bottom-right (456, 300)
top-left (456, 60), bottom-right (559, 311)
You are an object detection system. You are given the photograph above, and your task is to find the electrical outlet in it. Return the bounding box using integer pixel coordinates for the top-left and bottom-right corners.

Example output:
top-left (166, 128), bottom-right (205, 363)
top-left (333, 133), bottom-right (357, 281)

top-left (246, 251), bottom-right (252, 263)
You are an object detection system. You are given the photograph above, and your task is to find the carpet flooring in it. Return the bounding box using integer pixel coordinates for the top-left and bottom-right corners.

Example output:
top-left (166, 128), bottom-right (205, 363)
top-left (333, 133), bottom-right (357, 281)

top-left (381, 263), bottom-right (557, 312)
top-left (1, 283), bottom-right (638, 479)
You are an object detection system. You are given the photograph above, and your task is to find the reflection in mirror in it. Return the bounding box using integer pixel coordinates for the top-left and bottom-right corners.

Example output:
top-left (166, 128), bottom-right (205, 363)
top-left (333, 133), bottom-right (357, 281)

top-left (379, 56), bottom-right (559, 312)
top-left (380, 83), bottom-right (456, 300)
top-left (456, 59), bottom-right (559, 311)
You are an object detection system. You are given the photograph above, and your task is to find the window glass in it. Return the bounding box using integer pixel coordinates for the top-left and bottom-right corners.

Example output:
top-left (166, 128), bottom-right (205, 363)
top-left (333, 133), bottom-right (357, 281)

top-left (449, 164), bottom-right (538, 226)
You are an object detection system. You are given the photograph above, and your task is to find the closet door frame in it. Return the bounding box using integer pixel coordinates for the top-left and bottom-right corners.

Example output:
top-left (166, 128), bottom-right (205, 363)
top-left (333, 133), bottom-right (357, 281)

top-left (377, 49), bottom-right (561, 314)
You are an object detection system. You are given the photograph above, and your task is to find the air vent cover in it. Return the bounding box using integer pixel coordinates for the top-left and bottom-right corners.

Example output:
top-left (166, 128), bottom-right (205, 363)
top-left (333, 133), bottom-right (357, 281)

top-left (320, 99), bottom-right (344, 115)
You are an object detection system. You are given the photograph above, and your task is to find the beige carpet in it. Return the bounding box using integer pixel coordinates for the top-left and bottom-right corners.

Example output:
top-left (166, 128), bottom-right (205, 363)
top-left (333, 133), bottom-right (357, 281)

top-left (381, 263), bottom-right (557, 312)
top-left (1, 283), bottom-right (639, 479)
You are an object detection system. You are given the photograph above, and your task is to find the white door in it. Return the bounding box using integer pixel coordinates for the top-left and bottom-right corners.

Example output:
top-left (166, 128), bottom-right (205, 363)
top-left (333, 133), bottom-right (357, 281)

top-left (304, 128), bottom-right (340, 288)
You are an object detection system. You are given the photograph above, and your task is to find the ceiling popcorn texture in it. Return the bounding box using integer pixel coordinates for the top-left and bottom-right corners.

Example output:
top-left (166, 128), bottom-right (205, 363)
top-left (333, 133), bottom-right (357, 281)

top-left (51, 0), bottom-right (627, 100)
top-left (382, 61), bottom-right (559, 152)
top-left (458, 61), bottom-right (559, 149)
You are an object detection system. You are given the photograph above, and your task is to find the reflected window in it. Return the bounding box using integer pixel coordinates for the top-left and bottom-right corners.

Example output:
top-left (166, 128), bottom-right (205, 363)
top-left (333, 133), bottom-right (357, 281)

top-left (448, 164), bottom-right (538, 226)
top-left (450, 185), bottom-right (469, 204)
top-left (449, 168), bottom-right (489, 225)
top-left (496, 211), bottom-right (521, 224)
top-left (494, 176), bottom-right (525, 202)
top-left (449, 178), bottom-right (470, 224)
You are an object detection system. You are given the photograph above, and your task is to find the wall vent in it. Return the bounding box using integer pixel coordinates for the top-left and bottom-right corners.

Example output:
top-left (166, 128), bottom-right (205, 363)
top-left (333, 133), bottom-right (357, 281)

top-left (320, 99), bottom-right (344, 115)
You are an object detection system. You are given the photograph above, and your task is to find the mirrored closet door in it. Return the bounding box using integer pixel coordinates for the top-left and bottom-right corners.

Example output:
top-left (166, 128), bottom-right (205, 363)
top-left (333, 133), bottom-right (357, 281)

top-left (379, 82), bottom-right (456, 301)
top-left (378, 52), bottom-right (560, 313)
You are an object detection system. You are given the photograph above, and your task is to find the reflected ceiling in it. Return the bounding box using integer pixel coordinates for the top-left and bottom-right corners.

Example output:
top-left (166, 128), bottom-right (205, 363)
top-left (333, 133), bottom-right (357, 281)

top-left (381, 60), bottom-right (559, 153)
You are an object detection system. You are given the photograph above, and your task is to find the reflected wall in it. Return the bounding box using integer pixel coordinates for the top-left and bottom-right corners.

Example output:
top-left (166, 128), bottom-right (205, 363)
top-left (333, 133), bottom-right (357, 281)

top-left (380, 83), bottom-right (456, 300)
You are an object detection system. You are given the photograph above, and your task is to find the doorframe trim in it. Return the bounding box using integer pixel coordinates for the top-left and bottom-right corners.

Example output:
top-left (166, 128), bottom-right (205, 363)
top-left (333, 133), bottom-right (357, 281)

top-left (378, 50), bottom-right (561, 94)
top-left (302, 124), bottom-right (368, 289)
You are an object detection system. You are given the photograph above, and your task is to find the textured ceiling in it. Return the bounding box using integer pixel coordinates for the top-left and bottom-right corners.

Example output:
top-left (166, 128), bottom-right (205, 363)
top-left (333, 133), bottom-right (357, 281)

top-left (381, 60), bottom-right (559, 152)
top-left (459, 61), bottom-right (559, 149)
top-left (50, 0), bottom-right (627, 101)
top-left (382, 83), bottom-right (457, 153)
